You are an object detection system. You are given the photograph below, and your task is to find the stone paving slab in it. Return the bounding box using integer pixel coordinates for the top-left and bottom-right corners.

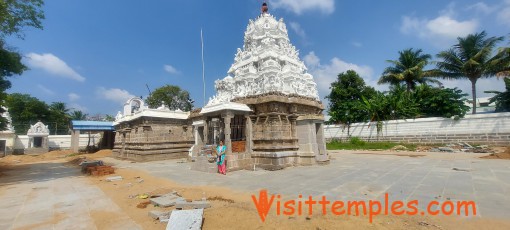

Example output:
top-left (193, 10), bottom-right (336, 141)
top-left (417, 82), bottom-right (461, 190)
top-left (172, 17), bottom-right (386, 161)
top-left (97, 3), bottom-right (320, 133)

top-left (166, 209), bottom-right (203, 230)
top-left (0, 162), bottom-right (141, 230)
top-left (108, 150), bottom-right (510, 219)
top-left (150, 193), bottom-right (186, 207)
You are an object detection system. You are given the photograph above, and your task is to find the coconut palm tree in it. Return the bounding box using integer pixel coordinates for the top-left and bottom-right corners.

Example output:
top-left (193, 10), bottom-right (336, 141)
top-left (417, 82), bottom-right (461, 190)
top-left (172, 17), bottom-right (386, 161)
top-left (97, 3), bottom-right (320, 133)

top-left (69, 110), bottom-right (87, 120)
top-left (496, 45), bottom-right (510, 78)
top-left (378, 48), bottom-right (439, 91)
top-left (434, 31), bottom-right (505, 114)
top-left (49, 102), bottom-right (70, 134)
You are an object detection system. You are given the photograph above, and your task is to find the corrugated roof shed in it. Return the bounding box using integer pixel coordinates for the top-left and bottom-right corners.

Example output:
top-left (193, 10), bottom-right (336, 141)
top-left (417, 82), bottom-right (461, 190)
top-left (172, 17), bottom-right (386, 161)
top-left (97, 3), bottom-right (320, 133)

top-left (71, 120), bottom-right (115, 131)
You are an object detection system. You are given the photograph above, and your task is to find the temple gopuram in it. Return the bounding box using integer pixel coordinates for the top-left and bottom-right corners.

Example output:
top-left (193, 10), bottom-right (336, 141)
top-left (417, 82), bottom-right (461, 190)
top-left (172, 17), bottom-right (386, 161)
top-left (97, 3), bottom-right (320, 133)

top-left (114, 3), bottom-right (328, 171)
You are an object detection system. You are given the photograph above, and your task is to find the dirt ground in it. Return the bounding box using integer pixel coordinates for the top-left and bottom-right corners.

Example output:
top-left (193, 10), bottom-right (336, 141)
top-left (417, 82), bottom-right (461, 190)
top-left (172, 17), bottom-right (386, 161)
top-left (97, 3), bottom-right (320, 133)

top-left (2, 149), bottom-right (510, 229)
top-left (481, 147), bottom-right (510, 159)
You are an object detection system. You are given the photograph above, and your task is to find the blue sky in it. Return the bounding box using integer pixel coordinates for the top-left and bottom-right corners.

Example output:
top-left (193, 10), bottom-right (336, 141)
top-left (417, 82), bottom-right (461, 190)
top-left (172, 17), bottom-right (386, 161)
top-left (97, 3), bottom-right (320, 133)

top-left (5, 0), bottom-right (510, 116)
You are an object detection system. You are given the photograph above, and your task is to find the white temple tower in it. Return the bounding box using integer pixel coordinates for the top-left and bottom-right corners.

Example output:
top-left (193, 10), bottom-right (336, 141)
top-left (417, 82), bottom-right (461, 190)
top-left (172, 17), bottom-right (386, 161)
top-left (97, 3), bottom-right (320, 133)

top-left (191, 2), bottom-right (328, 171)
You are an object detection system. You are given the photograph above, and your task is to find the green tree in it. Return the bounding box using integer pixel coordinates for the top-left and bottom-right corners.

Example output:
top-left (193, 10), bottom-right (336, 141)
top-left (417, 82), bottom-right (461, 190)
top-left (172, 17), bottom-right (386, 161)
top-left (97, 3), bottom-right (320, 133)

top-left (414, 85), bottom-right (470, 118)
top-left (385, 84), bottom-right (420, 119)
top-left (378, 48), bottom-right (439, 91)
top-left (361, 92), bottom-right (388, 136)
top-left (145, 85), bottom-right (194, 111)
top-left (69, 110), bottom-right (87, 120)
top-left (103, 114), bottom-right (115, 122)
top-left (0, 0), bottom-right (45, 39)
top-left (361, 85), bottom-right (421, 137)
top-left (48, 102), bottom-right (70, 134)
top-left (435, 31), bottom-right (506, 114)
top-left (0, 0), bottom-right (45, 130)
top-left (5, 93), bottom-right (50, 134)
top-left (485, 77), bottom-right (510, 112)
top-left (325, 70), bottom-right (376, 135)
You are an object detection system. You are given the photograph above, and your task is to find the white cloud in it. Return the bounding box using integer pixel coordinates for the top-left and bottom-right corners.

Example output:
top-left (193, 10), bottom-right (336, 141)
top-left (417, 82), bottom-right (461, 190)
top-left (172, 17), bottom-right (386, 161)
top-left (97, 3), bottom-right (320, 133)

top-left (25, 53), bottom-right (85, 82)
top-left (68, 93), bottom-right (80, 101)
top-left (426, 16), bottom-right (478, 39)
top-left (351, 42), bottom-right (363, 48)
top-left (303, 51), bottom-right (320, 67)
top-left (498, 1), bottom-right (510, 26)
top-left (304, 52), bottom-right (375, 98)
top-left (37, 84), bottom-right (55, 95)
top-left (163, 64), bottom-right (180, 74)
top-left (271, 0), bottom-right (335, 15)
top-left (440, 78), bottom-right (506, 99)
top-left (467, 2), bottom-right (496, 14)
top-left (400, 6), bottom-right (479, 47)
top-left (465, 1), bottom-right (510, 27)
top-left (289, 22), bottom-right (306, 39)
top-left (69, 103), bottom-right (88, 112)
top-left (96, 87), bottom-right (135, 105)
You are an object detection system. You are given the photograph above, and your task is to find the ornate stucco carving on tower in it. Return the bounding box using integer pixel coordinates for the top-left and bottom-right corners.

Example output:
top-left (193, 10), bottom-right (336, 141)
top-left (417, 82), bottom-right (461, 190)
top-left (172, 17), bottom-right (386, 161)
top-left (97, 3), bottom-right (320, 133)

top-left (207, 11), bottom-right (320, 106)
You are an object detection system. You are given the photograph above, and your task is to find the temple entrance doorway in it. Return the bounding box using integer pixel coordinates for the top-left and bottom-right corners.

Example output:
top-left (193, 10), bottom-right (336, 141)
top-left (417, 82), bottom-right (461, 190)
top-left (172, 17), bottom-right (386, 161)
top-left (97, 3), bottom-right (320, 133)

top-left (207, 117), bottom-right (224, 145)
top-left (231, 115), bottom-right (246, 153)
top-left (33, 137), bottom-right (43, 148)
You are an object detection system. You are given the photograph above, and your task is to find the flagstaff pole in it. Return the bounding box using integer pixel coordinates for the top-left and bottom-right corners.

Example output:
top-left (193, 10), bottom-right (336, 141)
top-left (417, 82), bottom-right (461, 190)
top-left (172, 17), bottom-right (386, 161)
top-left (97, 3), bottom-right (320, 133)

top-left (201, 29), bottom-right (206, 107)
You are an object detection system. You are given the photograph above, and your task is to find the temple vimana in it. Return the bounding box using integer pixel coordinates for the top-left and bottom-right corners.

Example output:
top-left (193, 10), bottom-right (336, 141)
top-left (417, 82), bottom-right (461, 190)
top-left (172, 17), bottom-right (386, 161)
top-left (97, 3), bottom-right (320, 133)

top-left (113, 3), bottom-right (328, 171)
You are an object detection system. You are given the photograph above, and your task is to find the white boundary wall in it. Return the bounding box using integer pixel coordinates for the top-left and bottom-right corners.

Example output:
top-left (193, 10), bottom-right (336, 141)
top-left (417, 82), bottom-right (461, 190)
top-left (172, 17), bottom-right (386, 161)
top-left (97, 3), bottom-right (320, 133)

top-left (324, 112), bottom-right (510, 145)
top-left (14, 134), bottom-right (101, 150)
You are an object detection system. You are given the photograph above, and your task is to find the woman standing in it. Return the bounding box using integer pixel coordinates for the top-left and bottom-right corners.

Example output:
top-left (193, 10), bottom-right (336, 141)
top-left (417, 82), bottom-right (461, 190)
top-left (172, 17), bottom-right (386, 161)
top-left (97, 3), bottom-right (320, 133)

top-left (216, 140), bottom-right (227, 175)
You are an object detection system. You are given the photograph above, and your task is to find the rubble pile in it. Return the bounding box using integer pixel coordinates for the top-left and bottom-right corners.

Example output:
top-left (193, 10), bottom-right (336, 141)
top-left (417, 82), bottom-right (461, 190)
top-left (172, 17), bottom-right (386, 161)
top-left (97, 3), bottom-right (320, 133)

top-left (427, 142), bottom-right (494, 153)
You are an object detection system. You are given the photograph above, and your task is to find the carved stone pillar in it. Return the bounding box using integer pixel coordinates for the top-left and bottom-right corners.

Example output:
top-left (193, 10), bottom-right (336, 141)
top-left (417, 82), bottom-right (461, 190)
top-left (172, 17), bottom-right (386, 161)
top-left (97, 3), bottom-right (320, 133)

top-left (222, 111), bottom-right (234, 155)
top-left (245, 114), bottom-right (253, 153)
top-left (204, 118), bottom-right (209, 145)
top-left (289, 115), bottom-right (298, 138)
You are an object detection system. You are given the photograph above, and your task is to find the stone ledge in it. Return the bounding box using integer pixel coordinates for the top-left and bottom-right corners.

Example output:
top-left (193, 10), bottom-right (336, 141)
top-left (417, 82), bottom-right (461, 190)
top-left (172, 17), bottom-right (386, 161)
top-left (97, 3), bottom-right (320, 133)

top-left (233, 94), bottom-right (324, 109)
top-left (251, 151), bottom-right (298, 158)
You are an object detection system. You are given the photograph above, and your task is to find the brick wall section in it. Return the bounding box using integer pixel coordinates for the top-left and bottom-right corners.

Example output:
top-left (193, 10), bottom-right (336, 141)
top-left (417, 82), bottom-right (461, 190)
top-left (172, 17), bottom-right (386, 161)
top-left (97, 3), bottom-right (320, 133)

top-left (324, 112), bottom-right (510, 145)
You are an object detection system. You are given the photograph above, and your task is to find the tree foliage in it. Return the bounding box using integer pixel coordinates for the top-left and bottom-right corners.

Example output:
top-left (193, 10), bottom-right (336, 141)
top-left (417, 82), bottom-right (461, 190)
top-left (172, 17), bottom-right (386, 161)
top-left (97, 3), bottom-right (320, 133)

top-left (6, 93), bottom-right (50, 134)
top-left (49, 102), bottom-right (71, 134)
top-left (0, 0), bottom-right (45, 130)
top-left (360, 85), bottom-right (420, 135)
top-left (0, 0), bottom-right (45, 39)
top-left (69, 110), bottom-right (87, 120)
top-left (378, 48), bottom-right (439, 91)
top-left (434, 31), bottom-right (506, 114)
top-left (486, 77), bottom-right (510, 112)
top-left (413, 85), bottom-right (470, 118)
top-left (5, 93), bottom-right (83, 134)
top-left (145, 85), bottom-right (194, 111)
top-left (325, 70), bottom-right (376, 127)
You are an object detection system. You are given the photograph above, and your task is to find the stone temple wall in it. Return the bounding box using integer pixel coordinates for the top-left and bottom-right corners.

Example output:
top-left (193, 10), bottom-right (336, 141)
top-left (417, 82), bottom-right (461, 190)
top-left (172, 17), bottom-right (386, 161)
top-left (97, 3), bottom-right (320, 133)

top-left (113, 117), bottom-right (194, 161)
top-left (231, 94), bottom-right (328, 170)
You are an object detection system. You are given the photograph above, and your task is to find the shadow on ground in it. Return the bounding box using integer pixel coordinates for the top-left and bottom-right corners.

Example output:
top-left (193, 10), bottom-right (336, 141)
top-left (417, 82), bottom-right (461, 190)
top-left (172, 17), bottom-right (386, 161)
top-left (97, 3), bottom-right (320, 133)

top-left (0, 162), bottom-right (81, 186)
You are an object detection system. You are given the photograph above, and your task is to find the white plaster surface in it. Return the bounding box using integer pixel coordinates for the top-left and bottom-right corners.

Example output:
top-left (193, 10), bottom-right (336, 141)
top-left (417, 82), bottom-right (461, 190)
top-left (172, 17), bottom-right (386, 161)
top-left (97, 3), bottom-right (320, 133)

top-left (14, 134), bottom-right (101, 150)
top-left (324, 112), bottom-right (510, 140)
top-left (207, 12), bottom-right (320, 106)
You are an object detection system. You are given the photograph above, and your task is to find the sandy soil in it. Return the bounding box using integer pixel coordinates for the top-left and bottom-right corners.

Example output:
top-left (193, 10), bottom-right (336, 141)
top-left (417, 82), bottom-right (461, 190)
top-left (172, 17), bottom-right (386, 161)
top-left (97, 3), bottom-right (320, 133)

top-left (0, 149), bottom-right (113, 165)
top-left (2, 149), bottom-right (510, 229)
top-left (481, 147), bottom-right (510, 159)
